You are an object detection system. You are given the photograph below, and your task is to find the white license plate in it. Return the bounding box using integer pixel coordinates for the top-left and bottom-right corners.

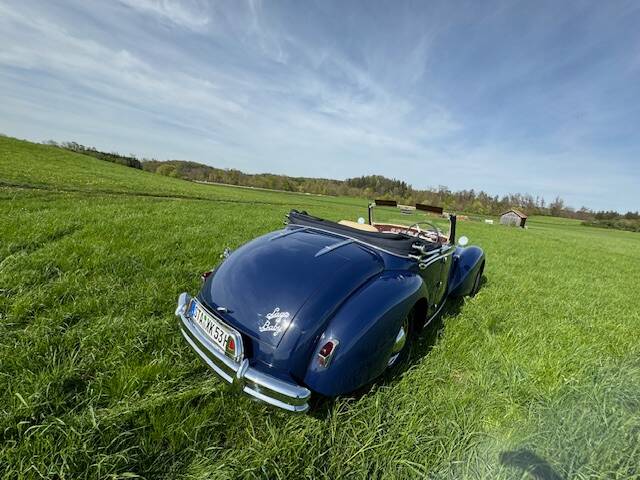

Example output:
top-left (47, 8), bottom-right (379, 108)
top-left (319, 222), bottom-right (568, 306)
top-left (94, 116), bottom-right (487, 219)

top-left (189, 301), bottom-right (230, 352)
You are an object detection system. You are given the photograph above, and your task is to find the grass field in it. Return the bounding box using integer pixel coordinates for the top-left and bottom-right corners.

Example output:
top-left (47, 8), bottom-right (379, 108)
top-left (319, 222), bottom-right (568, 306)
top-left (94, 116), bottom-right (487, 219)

top-left (1, 136), bottom-right (640, 479)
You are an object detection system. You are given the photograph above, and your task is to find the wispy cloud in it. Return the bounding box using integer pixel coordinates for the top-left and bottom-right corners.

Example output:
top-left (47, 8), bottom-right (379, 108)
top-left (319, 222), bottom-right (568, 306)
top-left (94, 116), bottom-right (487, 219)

top-left (116, 0), bottom-right (210, 31)
top-left (0, 0), bottom-right (638, 211)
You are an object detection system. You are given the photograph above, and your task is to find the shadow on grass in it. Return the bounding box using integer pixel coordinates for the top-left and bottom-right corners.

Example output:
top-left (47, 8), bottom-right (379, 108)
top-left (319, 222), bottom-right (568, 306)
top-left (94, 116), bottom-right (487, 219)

top-left (499, 449), bottom-right (564, 480)
top-left (378, 295), bottom-right (466, 385)
top-left (308, 286), bottom-right (478, 417)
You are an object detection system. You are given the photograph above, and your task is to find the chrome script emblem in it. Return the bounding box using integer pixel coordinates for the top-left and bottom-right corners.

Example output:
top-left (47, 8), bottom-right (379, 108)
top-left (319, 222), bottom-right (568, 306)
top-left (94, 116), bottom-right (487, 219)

top-left (259, 307), bottom-right (290, 337)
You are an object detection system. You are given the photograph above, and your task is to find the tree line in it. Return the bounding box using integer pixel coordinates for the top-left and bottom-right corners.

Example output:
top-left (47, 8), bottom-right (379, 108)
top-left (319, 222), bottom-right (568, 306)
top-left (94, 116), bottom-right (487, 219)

top-left (46, 140), bottom-right (637, 229)
top-left (582, 218), bottom-right (640, 232)
top-left (45, 140), bottom-right (144, 169)
top-left (141, 159), bottom-right (624, 221)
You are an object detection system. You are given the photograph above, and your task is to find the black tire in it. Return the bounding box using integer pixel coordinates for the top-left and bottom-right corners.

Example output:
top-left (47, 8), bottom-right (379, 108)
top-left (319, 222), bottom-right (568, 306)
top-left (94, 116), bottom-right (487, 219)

top-left (470, 261), bottom-right (485, 297)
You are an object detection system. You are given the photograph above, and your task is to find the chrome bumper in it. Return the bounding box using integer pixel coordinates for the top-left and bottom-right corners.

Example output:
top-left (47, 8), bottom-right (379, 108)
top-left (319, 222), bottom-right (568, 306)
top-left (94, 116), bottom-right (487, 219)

top-left (175, 293), bottom-right (311, 412)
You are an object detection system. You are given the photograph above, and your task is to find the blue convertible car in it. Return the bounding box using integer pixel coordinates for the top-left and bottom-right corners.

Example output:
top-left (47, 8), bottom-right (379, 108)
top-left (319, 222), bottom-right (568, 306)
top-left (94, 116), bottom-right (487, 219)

top-left (176, 203), bottom-right (485, 412)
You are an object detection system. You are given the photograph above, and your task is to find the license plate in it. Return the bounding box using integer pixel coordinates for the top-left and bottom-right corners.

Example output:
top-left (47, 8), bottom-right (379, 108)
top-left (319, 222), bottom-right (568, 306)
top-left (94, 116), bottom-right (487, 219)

top-left (189, 300), bottom-right (231, 352)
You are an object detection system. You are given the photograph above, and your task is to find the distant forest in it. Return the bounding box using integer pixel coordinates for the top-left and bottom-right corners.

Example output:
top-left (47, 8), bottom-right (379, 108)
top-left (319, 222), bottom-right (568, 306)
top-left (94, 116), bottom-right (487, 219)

top-left (48, 140), bottom-right (638, 230)
top-left (45, 141), bottom-right (144, 169)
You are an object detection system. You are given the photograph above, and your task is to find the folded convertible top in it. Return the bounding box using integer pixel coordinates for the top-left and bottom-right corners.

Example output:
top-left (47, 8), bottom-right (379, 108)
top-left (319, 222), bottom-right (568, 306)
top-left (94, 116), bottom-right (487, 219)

top-left (287, 210), bottom-right (439, 257)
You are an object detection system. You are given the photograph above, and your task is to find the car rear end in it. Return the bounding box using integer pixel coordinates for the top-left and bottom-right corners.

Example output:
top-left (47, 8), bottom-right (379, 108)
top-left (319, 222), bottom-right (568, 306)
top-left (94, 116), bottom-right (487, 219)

top-left (176, 292), bottom-right (311, 412)
top-left (175, 220), bottom-right (392, 411)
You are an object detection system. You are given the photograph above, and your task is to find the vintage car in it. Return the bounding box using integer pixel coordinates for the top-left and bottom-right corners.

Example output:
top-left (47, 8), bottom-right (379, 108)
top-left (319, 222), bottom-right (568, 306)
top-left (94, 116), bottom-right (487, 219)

top-left (175, 204), bottom-right (485, 412)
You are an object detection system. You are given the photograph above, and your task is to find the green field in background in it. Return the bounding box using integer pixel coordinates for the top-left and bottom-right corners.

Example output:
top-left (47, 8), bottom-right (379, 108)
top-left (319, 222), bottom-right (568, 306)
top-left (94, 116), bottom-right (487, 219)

top-left (1, 137), bottom-right (639, 479)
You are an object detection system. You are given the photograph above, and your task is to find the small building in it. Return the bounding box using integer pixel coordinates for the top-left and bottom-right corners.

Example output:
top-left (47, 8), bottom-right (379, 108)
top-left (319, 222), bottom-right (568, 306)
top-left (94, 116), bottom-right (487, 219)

top-left (398, 204), bottom-right (415, 215)
top-left (500, 209), bottom-right (527, 228)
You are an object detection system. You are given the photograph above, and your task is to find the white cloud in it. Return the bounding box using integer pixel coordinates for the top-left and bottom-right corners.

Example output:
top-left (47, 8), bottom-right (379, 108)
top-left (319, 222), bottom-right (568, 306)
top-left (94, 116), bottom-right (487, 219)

top-left (0, 0), bottom-right (637, 211)
top-left (0, 0), bottom-right (457, 159)
top-left (0, 3), bottom-right (244, 119)
top-left (116, 0), bottom-right (210, 31)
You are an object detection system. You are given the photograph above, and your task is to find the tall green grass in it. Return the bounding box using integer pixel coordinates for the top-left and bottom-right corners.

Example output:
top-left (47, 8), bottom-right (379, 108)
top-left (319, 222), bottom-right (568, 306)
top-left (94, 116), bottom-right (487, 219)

top-left (1, 137), bottom-right (639, 479)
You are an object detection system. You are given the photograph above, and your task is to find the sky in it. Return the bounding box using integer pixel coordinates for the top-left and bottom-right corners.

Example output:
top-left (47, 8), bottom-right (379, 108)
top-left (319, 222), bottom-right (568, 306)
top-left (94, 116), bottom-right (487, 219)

top-left (0, 0), bottom-right (638, 212)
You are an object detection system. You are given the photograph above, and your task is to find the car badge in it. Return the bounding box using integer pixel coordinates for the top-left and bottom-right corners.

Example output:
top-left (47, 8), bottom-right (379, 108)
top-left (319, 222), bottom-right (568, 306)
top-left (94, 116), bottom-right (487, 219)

top-left (259, 307), bottom-right (290, 337)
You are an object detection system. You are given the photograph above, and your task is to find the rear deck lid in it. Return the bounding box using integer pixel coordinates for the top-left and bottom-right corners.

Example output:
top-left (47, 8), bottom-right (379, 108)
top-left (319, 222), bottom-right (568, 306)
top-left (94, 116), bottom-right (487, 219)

top-left (200, 227), bottom-right (383, 347)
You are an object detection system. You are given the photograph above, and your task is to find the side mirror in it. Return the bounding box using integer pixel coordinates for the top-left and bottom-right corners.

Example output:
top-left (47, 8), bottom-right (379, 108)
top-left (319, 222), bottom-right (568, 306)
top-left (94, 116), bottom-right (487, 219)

top-left (457, 236), bottom-right (469, 247)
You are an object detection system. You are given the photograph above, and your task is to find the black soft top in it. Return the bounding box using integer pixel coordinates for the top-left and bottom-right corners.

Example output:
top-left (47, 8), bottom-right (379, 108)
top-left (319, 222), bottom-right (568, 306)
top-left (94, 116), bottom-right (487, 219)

top-left (287, 210), bottom-right (439, 257)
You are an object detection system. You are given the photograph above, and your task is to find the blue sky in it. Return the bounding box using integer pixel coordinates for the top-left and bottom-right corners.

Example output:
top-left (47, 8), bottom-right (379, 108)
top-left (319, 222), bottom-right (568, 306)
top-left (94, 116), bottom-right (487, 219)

top-left (0, 0), bottom-right (638, 211)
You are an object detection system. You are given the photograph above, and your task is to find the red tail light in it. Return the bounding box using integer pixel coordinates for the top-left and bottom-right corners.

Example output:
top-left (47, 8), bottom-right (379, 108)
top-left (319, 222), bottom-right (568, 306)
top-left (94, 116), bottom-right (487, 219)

top-left (227, 337), bottom-right (236, 354)
top-left (318, 339), bottom-right (339, 368)
top-left (201, 270), bottom-right (213, 282)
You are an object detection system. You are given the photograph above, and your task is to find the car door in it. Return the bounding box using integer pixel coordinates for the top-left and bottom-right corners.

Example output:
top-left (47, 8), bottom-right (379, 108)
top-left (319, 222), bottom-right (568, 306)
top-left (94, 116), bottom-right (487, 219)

top-left (433, 244), bottom-right (455, 306)
top-left (420, 244), bottom-right (456, 317)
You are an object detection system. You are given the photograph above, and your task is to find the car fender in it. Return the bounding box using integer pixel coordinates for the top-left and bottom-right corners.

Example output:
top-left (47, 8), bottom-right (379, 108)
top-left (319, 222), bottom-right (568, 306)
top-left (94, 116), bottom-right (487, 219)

top-left (303, 270), bottom-right (428, 396)
top-left (448, 246), bottom-right (485, 297)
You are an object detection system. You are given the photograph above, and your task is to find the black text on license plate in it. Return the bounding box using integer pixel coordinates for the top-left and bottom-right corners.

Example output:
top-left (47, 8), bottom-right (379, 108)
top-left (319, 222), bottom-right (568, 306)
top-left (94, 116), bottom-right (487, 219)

top-left (191, 303), bottom-right (229, 351)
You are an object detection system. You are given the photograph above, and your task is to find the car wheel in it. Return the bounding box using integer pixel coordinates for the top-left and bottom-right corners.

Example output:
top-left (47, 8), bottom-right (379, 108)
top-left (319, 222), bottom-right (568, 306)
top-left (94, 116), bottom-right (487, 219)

top-left (470, 261), bottom-right (485, 297)
top-left (387, 314), bottom-right (411, 368)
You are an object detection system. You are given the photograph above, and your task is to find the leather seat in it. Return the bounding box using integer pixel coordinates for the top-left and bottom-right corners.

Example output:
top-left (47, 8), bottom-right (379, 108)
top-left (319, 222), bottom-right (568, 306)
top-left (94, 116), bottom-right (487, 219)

top-left (338, 220), bottom-right (379, 232)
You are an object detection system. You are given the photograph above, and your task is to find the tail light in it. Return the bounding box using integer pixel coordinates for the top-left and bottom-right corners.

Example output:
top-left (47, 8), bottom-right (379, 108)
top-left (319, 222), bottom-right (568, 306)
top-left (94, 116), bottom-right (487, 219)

top-left (201, 270), bottom-right (214, 282)
top-left (317, 339), bottom-right (339, 368)
top-left (226, 337), bottom-right (236, 356)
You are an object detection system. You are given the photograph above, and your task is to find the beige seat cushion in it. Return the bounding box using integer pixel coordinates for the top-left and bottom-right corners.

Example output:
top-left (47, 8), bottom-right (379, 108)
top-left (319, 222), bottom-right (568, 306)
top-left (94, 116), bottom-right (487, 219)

top-left (338, 220), bottom-right (379, 232)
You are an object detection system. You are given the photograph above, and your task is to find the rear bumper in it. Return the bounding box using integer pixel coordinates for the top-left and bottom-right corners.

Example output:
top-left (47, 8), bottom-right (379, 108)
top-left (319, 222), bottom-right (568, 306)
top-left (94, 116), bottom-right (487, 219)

top-left (175, 293), bottom-right (311, 412)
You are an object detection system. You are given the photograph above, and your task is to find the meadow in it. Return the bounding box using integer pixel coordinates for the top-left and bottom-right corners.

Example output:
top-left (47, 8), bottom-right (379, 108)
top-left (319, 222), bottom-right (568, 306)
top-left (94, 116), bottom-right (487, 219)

top-left (1, 137), bottom-right (640, 479)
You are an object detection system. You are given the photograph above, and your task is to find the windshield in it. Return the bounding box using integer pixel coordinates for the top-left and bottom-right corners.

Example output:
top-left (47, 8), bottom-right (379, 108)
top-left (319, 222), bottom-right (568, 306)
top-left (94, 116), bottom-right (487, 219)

top-left (367, 204), bottom-right (452, 243)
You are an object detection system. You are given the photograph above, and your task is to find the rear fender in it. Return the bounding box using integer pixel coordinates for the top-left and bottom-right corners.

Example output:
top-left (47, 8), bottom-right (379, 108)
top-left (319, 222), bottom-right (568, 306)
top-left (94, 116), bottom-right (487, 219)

top-left (303, 271), bottom-right (427, 396)
top-left (448, 246), bottom-right (485, 297)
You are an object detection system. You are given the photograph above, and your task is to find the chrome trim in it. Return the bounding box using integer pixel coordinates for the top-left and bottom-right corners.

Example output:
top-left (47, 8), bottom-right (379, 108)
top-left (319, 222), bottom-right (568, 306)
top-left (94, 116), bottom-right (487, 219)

top-left (411, 243), bottom-right (440, 256)
top-left (176, 293), bottom-right (311, 412)
top-left (391, 323), bottom-right (407, 354)
top-left (176, 292), bottom-right (190, 317)
top-left (269, 225), bottom-right (307, 241)
top-left (315, 239), bottom-right (354, 257)
top-left (418, 248), bottom-right (455, 270)
top-left (424, 300), bottom-right (447, 328)
top-left (387, 319), bottom-right (408, 367)
top-left (317, 338), bottom-right (339, 368)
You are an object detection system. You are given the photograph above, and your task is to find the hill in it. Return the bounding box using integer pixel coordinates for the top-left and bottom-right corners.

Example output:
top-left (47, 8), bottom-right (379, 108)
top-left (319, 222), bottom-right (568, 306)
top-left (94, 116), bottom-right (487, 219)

top-left (39, 138), bottom-right (601, 219)
top-left (1, 136), bottom-right (640, 478)
top-left (142, 158), bottom-right (571, 218)
top-left (33, 138), bottom-right (640, 227)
